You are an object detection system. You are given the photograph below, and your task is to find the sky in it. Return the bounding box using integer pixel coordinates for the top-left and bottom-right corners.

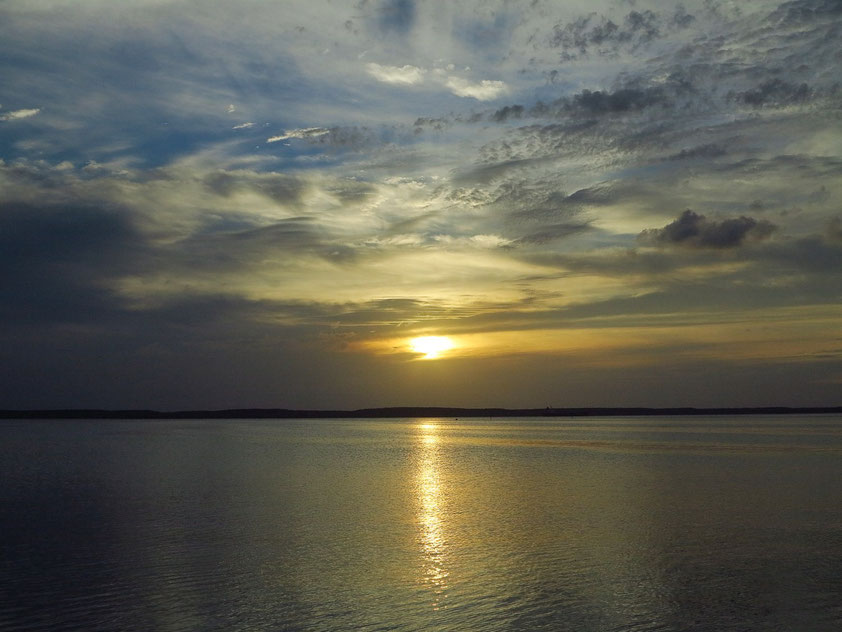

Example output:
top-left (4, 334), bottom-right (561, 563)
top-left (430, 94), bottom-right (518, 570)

top-left (1, 0), bottom-right (841, 410)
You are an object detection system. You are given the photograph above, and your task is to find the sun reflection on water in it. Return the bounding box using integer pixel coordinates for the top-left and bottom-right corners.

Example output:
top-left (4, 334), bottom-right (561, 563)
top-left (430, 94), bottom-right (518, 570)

top-left (416, 420), bottom-right (449, 608)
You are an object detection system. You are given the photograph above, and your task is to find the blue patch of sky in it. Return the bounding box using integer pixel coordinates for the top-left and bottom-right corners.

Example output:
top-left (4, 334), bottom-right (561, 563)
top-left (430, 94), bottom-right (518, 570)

top-left (451, 10), bottom-right (518, 65)
top-left (0, 119), bottom-right (41, 150)
top-left (127, 130), bottom-right (236, 168)
top-left (278, 148), bottom-right (376, 174)
top-left (377, 0), bottom-right (416, 36)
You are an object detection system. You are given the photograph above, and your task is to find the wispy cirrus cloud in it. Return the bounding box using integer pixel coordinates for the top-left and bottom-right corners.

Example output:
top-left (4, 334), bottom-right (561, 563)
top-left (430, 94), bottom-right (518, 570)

top-left (366, 61), bottom-right (507, 101)
top-left (366, 62), bottom-right (426, 85)
top-left (443, 76), bottom-right (508, 100)
top-left (0, 107), bottom-right (40, 121)
top-left (267, 127), bottom-right (330, 143)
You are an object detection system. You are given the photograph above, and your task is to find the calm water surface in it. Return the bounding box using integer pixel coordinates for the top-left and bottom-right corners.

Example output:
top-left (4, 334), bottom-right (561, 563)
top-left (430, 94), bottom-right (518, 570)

top-left (2, 415), bottom-right (842, 631)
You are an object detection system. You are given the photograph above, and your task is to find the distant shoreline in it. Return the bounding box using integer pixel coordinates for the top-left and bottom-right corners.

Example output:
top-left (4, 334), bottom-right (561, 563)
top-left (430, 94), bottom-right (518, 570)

top-left (2, 406), bottom-right (841, 420)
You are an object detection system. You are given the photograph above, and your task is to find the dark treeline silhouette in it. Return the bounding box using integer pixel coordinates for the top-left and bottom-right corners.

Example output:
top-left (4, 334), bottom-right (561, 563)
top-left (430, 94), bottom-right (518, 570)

top-left (2, 406), bottom-right (841, 420)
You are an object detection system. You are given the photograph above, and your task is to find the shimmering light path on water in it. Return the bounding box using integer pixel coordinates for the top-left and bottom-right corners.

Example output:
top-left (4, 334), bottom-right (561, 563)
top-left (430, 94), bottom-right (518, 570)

top-left (2, 415), bottom-right (842, 631)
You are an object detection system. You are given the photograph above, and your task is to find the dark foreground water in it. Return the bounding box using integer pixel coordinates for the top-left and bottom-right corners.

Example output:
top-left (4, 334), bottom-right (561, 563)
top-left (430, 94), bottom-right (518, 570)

top-left (2, 415), bottom-right (842, 631)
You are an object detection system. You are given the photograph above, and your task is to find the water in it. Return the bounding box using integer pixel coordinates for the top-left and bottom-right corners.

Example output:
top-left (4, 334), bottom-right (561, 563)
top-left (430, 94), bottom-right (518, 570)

top-left (2, 415), bottom-right (842, 631)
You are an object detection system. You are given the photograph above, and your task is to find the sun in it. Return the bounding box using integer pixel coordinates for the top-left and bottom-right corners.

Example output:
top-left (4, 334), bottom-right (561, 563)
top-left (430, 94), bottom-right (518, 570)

top-left (409, 336), bottom-right (454, 359)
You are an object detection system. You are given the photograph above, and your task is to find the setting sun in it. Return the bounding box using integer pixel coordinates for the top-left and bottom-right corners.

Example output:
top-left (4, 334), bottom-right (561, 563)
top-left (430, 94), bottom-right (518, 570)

top-left (409, 336), bottom-right (454, 359)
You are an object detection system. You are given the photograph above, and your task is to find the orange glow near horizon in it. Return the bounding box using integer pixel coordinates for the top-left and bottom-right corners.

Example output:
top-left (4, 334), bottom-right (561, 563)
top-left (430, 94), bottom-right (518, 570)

top-left (351, 304), bottom-right (842, 367)
top-left (409, 336), bottom-right (454, 359)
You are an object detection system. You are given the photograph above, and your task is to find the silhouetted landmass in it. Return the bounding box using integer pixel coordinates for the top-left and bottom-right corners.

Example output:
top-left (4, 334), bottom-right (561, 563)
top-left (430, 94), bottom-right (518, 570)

top-left (1, 406), bottom-right (841, 420)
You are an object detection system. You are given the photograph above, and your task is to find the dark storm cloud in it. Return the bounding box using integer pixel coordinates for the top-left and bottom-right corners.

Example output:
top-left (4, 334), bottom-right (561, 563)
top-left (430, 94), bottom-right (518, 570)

top-left (0, 201), bottom-right (142, 324)
top-left (640, 210), bottom-right (777, 249)
top-left (0, 202), bottom-right (135, 265)
top-left (0, 196), bottom-right (321, 329)
top-left (0, 158), bottom-right (376, 339)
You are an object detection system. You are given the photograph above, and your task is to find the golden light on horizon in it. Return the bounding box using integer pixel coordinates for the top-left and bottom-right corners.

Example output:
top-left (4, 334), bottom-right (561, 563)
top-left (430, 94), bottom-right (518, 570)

top-left (354, 303), bottom-right (842, 367)
top-left (409, 336), bottom-right (454, 359)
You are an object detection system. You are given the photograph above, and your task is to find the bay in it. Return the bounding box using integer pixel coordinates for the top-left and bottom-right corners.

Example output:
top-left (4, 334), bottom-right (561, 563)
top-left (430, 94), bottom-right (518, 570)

top-left (2, 415), bottom-right (842, 631)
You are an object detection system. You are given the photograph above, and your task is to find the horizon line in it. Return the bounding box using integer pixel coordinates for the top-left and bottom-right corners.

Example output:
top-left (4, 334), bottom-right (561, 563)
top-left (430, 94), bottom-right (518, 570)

top-left (2, 405), bottom-right (842, 420)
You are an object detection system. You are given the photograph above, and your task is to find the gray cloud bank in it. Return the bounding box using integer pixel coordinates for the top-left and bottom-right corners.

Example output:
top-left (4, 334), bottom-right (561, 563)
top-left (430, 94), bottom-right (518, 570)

top-left (640, 210), bottom-right (777, 249)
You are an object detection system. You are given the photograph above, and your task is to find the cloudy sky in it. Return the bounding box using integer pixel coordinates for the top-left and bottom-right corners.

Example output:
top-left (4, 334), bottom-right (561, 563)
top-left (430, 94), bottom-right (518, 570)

top-left (1, 0), bottom-right (840, 410)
